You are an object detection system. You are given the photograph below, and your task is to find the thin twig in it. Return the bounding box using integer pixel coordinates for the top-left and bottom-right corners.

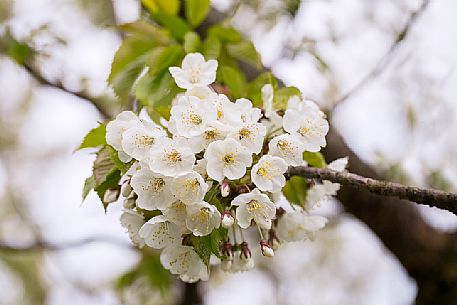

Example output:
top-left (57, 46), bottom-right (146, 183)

top-left (287, 166), bottom-right (457, 215)
top-left (332, 0), bottom-right (431, 109)
top-left (23, 63), bottom-right (112, 119)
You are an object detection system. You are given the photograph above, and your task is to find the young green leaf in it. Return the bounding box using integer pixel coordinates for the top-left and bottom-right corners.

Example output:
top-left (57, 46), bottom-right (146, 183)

top-left (146, 45), bottom-right (184, 76)
top-left (92, 146), bottom-right (123, 210)
top-left (108, 36), bottom-right (156, 98)
top-left (77, 123), bottom-right (106, 150)
top-left (201, 35), bottom-right (221, 59)
top-left (185, 0), bottom-right (211, 28)
top-left (303, 151), bottom-right (327, 168)
top-left (208, 25), bottom-right (242, 42)
top-left (282, 176), bottom-right (308, 207)
top-left (247, 72), bottom-right (277, 107)
top-left (141, 0), bottom-right (179, 15)
top-left (0, 28), bottom-right (33, 65)
top-left (220, 65), bottom-right (247, 98)
top-left (82, 175), bottom-right (96, 201)
top-left (152, 12), bottom-right (191, 40)
top-left (227, 40), bottom-right (262, 69)
top-left (273, 86), bottom-right (301, 111)
top-left (118, 20), bottom-right (170, 45)
top-left (191, 235), bottom-right (212, 266)
top-left (135, 72), bottom-right (182, 120)
top-left (183, 31), bottom-right (201, 53)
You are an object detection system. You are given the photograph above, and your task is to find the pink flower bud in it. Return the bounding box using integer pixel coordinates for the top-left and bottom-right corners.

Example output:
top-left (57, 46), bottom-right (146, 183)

top-left (221, 211), bottom-right (235, 228)
top-left (220, 181), bottom-right (230, 197)
top-left (260, 240), bottom-right (274, 257)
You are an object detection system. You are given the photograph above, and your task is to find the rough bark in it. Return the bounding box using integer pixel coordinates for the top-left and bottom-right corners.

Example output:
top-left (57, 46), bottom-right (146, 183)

top-left (287, 166), bottom-right (457, 213)
top-left (323, 128), bottom-right (457, 305)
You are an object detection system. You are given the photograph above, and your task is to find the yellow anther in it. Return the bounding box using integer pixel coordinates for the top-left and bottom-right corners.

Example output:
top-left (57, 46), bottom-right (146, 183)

top-left (223, 153), bottom-right (235, 165)
top-left (167, 150), bottom-right (182, 163)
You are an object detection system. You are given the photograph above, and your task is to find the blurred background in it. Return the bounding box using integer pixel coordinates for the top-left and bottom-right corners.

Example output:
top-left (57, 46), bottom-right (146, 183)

top-left (1, 0), bottom-right (456, 304)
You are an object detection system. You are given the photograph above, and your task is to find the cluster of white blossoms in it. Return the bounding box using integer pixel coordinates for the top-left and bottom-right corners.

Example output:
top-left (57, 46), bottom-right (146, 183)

top-left (106, 52), bottom-right (345, 282)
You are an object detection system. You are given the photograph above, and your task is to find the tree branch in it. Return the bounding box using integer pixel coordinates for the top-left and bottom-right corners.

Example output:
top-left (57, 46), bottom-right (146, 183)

top-left (287, 165), bottom-right (457, 215)
top-left (331, 0), bottom-right (430, 109)
top-left (0, 236), bottom-right (132, 253)
top-left (22, 63), bottom-right (113, 119)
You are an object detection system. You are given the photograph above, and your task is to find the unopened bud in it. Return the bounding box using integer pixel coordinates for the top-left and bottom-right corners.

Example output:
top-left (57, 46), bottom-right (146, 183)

top-left (121, 181), bottom-right (132, 198)
top-left (221, 211), bottom-right (235, 228)
top-left (221, 241), bottom-right (233, 258)
top-left (103, 188), bottom-right (119, 204)
top-left (260, 240), bottom-right (274, 257)
top-left (240, 241), bottom-right (251, 260)
top-left (123, 197), bottom-right (136, 209)
top-left (220, 181), bottom-right (230, 197)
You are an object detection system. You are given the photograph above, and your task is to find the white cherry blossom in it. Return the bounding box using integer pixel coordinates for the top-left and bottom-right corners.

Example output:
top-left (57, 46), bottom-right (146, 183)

top-left (276, 212), bottom-right (328, 242)
top-left (186, 201), bottom-right (221, 236)
top-left (235, 98), bottom-right (262, 123)
top-left (185, 85), bottom-right (216, 100)
top-left (171, 171), bottom-right (209, 205)
top-left (162, 200), bottom-right (188, 226)
top-left (204, 138), bottom-right (252, 182)
top-left (283, 101), bottom-right (329, 152)
top-left (268, 133), bottom-right (305, 166)
top-left (169, 95), bottom-right (217, 138)
top-left (228, 122), bottom-right (266, 154)
top-left (149, 137), bottom-right (196, 176)
top-left (187, 121), bottom-right (231, 153)
top-left (139, 215), bottom-right (183, 249)
top-left (130, 168), bottom-right (175, 210)
top-left (169, 52), bottom-right (217, 89)
top-left (251, 155), bottom-right (288, 193)
top-left (231, 188), bottom-right (276, 229)
top-left (284, 110), bottom-right (329, 152)
top-left (120, 209), bottom-right (145, 247)
top-left (106, 111), bottom-right (139, 162)
top-left (121, 121), bottom-right (166, 161)
top-left (211, 94), bottom-right (242, 126)
top-left (327, 157), bottom-right (349, 172)
top-left (306, 180), bottom-right (340, 210)
top-left (160, 245), bottom-right (209, 282)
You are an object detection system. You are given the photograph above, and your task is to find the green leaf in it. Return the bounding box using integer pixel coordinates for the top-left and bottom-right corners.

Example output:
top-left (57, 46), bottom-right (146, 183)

top-left (283, 176), bottom-right (308, 206)
top-left (118, 21), bottom-right (170, 45)
top-left (92, 146), bottom-right (122, 210)
top-left (191, 235), bottom-right (212, 266)
top-left (208, 25), bottom-right (242, 42)
top-left (135, 72), bottom-right (182, 120)
top-left (108, 35), bottom-right (156, 98)
top-left (146, 45), bottom-right (183, 76)
top-left (303, 151), bottom-right (327, 168)
top-left (185, 0), bottom-right (210, 28)
top-left (77, 123), bottom-right (106, 150)
top-left (152, 12), bottom-right (191, 40)
top-left (141, 0), bottom-right (179, 15)
top-left (273, 86), bottom-right (301, 110)
top-left (247, 72), bottom-right (276, 107)
top-left (0, 29), bottom-right (33, 65)
top-left (220, 65), bottom-right (246, 98)
top-left (184, 31), bottom-right (201, 53)
top-left (201, 35), bottom-right (221, 59)
top-left (227, 40), bottom-right (262, 69)
top-left (82, 175), bottom-right (96, 201)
